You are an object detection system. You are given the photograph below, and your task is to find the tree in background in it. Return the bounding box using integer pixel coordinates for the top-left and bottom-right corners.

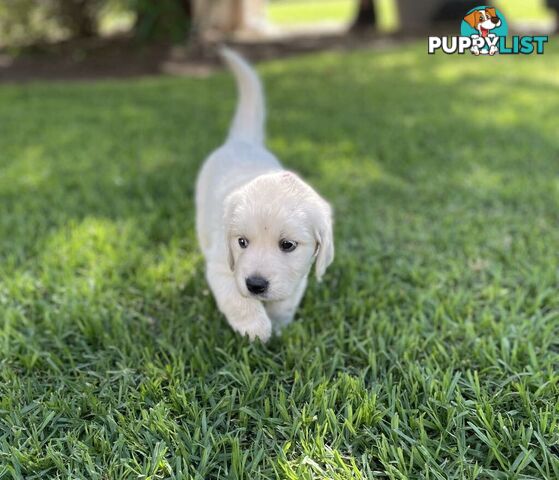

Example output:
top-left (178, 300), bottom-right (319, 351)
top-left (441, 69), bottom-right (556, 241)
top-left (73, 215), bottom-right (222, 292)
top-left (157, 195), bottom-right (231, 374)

top-left (0, 0), bottom-right (110, 46)
top-left (547, 0), bottom-right (559, 31)
top-left (0, 0), bottom-right (43, 46)
top-left (54, 0), bottom-right (103, 38)
top-left (191, 0), bottom-right (268, 41)
top-left (350, 0), bottom-right (376, 32)
top-left (0, 0), bottom-right (194, 47)
top-left (132, 0), bottom-right (192, 42)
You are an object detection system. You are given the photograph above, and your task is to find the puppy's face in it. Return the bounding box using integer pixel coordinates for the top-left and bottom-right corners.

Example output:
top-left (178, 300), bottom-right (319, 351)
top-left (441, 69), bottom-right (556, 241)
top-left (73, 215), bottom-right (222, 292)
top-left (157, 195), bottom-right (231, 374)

top-left (464, 8), bottom-right (501, 34)
top-left (225, 172), bottom-right (334, 301)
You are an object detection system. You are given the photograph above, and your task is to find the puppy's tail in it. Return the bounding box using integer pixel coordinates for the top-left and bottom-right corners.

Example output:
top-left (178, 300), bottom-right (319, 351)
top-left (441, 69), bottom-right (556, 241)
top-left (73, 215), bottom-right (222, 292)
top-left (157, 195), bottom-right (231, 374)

top-left (219, 47), bottom-right (265, 145)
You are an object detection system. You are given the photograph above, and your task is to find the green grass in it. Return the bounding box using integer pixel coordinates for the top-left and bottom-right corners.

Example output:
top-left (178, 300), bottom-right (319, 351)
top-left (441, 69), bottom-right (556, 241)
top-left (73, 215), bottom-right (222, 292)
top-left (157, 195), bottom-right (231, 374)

top-left (268, 0), bottom-right (354, 25)
top-left (267, 0), bottom-right (554, 27)
top-left (268, 0), bottom-right (399, 30)
top-left (1, 41), bottom-right (559, 479)
top-left (496, 0), bottom-right (555, 21)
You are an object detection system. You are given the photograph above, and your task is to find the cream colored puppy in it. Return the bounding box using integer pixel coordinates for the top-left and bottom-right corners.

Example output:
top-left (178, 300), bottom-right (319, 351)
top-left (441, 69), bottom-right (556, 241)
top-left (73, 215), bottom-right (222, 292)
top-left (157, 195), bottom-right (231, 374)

top-left (196, 48), bottom-right (334, 342)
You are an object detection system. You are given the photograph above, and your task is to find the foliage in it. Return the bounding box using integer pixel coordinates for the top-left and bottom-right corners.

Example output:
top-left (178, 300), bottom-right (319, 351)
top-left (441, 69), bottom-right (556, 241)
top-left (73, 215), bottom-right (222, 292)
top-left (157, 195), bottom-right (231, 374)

top-left (0, 43), bottom-right (558, 478)
top-left (0, 0), bottom-right (116, 47)
top-left (0, 0), bottom-right (190, 47)
top-left (0, 0), bottom-right (62, 47)
top-left (131, 0), bottom-right (191, 42)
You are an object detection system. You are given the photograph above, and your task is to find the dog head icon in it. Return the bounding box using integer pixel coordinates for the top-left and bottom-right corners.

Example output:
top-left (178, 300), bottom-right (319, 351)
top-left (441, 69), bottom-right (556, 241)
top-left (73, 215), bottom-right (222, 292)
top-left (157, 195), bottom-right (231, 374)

top-left (463, 7), bottom-right (501, 37)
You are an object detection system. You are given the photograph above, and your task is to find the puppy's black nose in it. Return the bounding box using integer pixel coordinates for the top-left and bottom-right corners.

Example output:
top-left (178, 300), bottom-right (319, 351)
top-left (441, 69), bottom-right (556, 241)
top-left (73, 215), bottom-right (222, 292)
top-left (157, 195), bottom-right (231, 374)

top-left (246, 276), bottom-right (269, 295)
top-left (491, 16), bottom-right (500, 23)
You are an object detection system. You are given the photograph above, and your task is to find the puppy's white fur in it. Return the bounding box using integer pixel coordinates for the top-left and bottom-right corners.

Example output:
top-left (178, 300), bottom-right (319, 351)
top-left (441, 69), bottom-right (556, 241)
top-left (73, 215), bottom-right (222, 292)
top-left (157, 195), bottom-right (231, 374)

top-left (196, 48), bottom-right (334, 342)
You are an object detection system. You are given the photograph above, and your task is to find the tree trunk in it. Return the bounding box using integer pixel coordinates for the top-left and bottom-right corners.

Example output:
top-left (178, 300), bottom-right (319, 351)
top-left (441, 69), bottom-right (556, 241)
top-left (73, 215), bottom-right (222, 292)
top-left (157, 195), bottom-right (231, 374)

top-left (56, 0), bottom-right (99, 38)
top-left (181, 0), bottom-right (193, 18)
top-left (192, 0), bottom-right (267, 41)
top-left (350, 0), bottom-right (376, 32)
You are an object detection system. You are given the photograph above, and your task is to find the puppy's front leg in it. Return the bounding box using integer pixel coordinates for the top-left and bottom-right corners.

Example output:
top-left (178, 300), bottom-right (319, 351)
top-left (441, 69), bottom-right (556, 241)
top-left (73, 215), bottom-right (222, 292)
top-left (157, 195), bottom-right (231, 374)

top-left (206, 263), bottom-right (272, 342)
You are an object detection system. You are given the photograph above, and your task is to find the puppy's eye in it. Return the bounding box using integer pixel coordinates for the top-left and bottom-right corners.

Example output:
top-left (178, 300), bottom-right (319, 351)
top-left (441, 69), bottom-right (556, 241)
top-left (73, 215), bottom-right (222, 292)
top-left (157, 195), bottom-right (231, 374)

top-left (238, 237), bottom-right (249, 249)
top-left (279, 239), bottom-right (297, 252)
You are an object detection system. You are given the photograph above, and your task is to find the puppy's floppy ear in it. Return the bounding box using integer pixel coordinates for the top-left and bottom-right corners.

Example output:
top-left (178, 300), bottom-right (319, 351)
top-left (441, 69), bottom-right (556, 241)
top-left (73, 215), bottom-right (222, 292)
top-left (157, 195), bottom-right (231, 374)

top-left (313, 200), bottom-right (334, 282)
top-left (223, 191), bottom-right (241, 272)
top-left (486, 7), bottom-right (497, 18)
top-left (463, 11), bottom-right (479, 28)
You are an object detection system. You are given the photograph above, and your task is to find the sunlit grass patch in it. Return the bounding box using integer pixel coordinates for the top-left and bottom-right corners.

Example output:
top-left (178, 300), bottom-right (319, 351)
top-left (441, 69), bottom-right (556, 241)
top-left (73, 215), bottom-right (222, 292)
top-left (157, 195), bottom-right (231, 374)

top-left (268, 0), bottom-right (354, 25)
top-left (267, 0), bottom-right (553, 30)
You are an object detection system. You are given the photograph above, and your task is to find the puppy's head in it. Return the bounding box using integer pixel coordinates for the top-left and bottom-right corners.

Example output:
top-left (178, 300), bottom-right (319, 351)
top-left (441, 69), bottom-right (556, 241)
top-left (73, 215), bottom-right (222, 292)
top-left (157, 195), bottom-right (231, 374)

top-left (464, 8), bottom-right (501, 33)
top-left (224, 171), bottom-right (334, 301)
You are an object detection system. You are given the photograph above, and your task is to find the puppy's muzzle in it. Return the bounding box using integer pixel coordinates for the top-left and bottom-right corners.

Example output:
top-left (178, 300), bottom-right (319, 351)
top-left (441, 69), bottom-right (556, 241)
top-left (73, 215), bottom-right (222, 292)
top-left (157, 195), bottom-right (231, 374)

top-left (246, 275), bottom-right (269, 295)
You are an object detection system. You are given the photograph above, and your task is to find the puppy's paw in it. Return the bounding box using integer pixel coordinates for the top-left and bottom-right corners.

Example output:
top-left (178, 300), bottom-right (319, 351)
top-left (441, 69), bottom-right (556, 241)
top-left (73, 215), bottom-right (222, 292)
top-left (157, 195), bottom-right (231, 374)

top-left (236, 317), bottom-right (272, 343)
top-left (489, 45), bottom-right (498, 56)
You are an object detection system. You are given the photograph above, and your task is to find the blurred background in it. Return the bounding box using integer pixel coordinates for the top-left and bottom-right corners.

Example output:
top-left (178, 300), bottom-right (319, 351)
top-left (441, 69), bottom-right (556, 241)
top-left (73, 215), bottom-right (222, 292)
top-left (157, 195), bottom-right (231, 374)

top-left (0, 0), bottom-right (556, 81)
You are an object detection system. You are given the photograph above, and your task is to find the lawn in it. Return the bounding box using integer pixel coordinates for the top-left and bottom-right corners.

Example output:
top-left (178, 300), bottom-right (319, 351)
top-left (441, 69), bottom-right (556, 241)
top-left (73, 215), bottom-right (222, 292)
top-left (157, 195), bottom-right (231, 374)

top-left (267, 0), bottom-right (399, 30)
top-left (1, 41), bottom-right (559, 479)
top-left (267, 0), bottom-right (554, 28)
top-left (268, 0), bottom-right (354, 25)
